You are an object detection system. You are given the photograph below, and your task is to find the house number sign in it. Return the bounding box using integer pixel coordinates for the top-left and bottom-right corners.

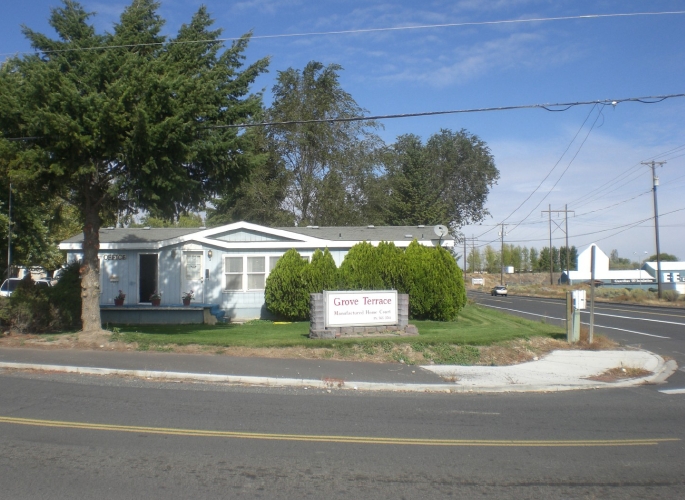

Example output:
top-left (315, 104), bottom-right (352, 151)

top-left (104, 254), bottom-right (127, 260)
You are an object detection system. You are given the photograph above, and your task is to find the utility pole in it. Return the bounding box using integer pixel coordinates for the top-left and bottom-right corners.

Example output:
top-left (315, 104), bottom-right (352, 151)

top-left (499, 224), bottom-right (507, 285)
top-left (541, 205), bottom-right (575, 285)
top-left (642, 160), bottom-right (666, 299)
top-left (463, 236), bottom-right (478, 273)
top-left (6, 182), bottom-right (11, 280)
top-left (464, 237), bottom-right (467, 272)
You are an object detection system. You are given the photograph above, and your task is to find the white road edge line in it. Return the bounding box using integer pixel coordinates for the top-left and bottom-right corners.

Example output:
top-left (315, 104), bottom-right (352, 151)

top-left (479, 303), bottom-right (670, 339)
top-left (658, 388), bottom-right (685, 395)
top-left (580, 311), bottom-right (685, 327)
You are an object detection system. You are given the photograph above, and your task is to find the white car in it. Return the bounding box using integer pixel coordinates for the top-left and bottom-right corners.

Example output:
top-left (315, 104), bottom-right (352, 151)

top-left (0, 278), bottom-right (22, 297)
top-left (490, 285), bottom-right (508, 297)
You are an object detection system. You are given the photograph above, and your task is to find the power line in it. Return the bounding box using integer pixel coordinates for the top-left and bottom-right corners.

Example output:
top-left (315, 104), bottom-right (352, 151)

top-left (568, 141), bottom-right (685, 208)
top-left (208, 94), bottom-right (684, 129)
top-left (494, 104), bottom-right (598, 234)
top-left (4, 10), bottom-right (684, 58)
top-left (505, 105), bottom-right (604, 235)
top-left (5, 93), bottom-right (683, 143)
top-left (471, 206), bottom-right (685, 247)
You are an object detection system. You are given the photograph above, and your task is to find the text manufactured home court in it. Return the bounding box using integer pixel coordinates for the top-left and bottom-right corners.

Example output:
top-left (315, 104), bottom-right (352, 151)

top-left (59, 221), bottom-right (454, 322)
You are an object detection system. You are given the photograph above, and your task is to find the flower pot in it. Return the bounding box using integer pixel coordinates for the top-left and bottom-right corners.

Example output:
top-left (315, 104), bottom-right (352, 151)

top-left (183, 299), bottom-right (191, 306)
top-left (151, 299), bottom-right (161, 307)
top-left (114, 299), bottom-right (124, 307)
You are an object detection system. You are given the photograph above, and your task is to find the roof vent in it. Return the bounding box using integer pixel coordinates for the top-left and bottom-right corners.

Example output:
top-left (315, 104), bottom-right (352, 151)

top-left (199, 226), bottom-right (206, 229)
top-left (339, 233), bottom-right (342, 238)
top-left (143, 226), bottom-right (151, 230)
top-left (106, 227), bottom-right (115, 230)
top-left (417, 225), bottom-right (425, 228)
top-left (404, 234), bottom-right (413, 238)
top-left (307, 225), bottom-right (319, 229)
top-left (367, 225), bottom-right (375, 228)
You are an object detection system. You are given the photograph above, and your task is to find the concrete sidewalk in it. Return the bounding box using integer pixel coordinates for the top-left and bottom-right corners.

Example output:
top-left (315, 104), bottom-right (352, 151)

top-left (0, 347), bottom-right (677, 393)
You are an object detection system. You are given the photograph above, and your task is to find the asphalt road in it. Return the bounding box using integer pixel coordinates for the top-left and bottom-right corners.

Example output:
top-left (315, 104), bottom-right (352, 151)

top-left (470, 291), bottom-right (685, 358)
top-left (0, 371), bottom-right (684, 499)
top-left (469, 290), bottom-right (685, 392)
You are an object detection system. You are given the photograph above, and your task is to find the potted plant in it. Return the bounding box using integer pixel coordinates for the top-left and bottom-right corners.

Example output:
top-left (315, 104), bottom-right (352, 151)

top-left (182, 290), bottom-right (194, 306)
top-left (114, 290), bottom-right (125, 307)
top-left (150, 291), bottom-right (162, 306)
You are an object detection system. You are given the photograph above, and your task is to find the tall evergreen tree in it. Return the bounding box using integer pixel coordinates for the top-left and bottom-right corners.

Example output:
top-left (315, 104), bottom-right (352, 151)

top-left (385, 129), bottom-right (499, 231)
top-left (0, 1), bottom-right (268, 332)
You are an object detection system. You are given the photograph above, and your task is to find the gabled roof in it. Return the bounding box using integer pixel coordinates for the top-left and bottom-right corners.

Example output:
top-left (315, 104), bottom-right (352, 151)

top-left (59, 221), bottom-right (454, 251)
top-left (61, 227), bottom-right (199, 244)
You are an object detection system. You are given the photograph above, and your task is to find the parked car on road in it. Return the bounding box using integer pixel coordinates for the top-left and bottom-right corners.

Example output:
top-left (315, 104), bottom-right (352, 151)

top-left (490, 285), bottom-right (508, 297)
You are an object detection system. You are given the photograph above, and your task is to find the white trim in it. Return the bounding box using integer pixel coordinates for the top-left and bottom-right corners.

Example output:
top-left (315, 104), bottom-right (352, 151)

top-left (61, 237), bottom-right (453, 252)
top-left (222, 254), bottom-right (272, 292)
top-left (193, 221), bottom-right (326, 244)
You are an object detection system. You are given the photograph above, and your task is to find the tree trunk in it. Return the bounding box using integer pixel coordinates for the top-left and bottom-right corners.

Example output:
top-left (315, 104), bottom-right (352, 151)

top-left (80, 205), bottom-right (103, 333)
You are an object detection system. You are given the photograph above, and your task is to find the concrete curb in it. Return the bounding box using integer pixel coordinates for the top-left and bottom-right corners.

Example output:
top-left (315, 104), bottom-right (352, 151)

top-left (0, 353), bottom-right (676, 393)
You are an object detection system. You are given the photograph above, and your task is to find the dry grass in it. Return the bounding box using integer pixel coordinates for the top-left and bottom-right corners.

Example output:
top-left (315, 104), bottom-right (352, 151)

top-left (0, 328), bottom-right (620, 366)
top-left (587, 366), bottom-right (652, 382)
top-left (465, 272), bottom-right (685, 308)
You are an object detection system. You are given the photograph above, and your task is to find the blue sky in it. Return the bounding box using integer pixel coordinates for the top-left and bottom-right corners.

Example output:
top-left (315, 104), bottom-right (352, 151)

top-left (2, 1), bottom-right (684, 261)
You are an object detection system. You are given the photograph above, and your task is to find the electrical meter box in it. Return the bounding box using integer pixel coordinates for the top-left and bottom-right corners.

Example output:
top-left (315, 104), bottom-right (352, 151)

top-left (572, 290), bottom-right (587, 310)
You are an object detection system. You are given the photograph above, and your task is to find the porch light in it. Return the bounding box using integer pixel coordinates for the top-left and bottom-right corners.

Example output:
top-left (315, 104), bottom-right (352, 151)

top-left (208, 250), bottom-right (213, 260)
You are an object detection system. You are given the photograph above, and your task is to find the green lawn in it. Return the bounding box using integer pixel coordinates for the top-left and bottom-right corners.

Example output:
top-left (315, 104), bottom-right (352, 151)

top-left (109, 304), bottom-right (564, 349)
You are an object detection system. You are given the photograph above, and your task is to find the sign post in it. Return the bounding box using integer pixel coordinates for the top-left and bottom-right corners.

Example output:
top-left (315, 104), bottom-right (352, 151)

top-left (570, 290), bottom-right (586, 343)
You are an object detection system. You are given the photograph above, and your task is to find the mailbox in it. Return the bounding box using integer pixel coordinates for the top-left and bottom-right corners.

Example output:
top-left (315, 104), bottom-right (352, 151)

top-left (572, 290), bottom-right (586, 310)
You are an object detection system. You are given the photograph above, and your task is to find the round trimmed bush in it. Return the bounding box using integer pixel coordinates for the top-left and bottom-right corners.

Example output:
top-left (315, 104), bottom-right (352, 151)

top-left (265, 249), bottom-right (310, 320)
top-left (302, 248), bottom-right (338, 293)
top-left (338, 241), bottom-right (384, 290)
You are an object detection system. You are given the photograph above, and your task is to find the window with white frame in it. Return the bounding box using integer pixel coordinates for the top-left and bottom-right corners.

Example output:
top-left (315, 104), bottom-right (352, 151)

top-left (224, 255), bottom-right (280, 291)
top-left (224, 257), bottom-right (243, 291)
top-left (247, 256), bottom-right (265, 289)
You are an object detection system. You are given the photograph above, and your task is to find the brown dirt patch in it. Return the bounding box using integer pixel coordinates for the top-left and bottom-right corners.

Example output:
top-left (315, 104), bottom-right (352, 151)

top-left (586, 366), bottom-right (652, 383)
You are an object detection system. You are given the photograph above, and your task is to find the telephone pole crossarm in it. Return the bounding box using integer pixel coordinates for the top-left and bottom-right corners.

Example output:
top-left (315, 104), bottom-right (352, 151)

top-left (541, 205), bottom-right (575, 285)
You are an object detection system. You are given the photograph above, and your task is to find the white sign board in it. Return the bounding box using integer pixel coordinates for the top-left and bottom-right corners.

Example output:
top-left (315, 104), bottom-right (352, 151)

top-left (324, 290), bottom-right (398, 327)
top-left (472, 278), bottom-right (484, 285)
top-left (572, 290), bottom-right (587, 310)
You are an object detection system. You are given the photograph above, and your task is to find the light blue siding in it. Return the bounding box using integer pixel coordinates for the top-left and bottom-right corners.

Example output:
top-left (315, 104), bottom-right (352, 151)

top-left (212, 229), bottom-right (296, 243)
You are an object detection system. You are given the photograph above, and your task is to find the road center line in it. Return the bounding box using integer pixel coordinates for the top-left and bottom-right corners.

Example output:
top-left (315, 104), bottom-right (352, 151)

top-left (477, 304), bottom-right (670, 339)
top-left (0, 416), bottom-right (678, 447)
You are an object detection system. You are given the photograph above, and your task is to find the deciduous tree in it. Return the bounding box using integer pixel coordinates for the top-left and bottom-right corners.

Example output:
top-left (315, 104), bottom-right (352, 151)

top-left (265, 61), bottom-right (383, 226)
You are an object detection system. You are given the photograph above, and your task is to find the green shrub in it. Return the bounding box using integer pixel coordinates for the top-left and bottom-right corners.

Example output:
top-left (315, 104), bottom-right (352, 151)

top-left (8, 276), bottom-right (52, 333)
top-left (375, 241), bottom-right (407, 292)
top-left (404, 241), bottom-right (466, 321)
top-left (338, 241), bottom-right (384, 290)
top-left (662, 290), bottom-right (681, 302)
top-left (48, 261), bottom-right (82, 330)
top-left (301, 248), bottom-right (338, 293)
top-left (3, 262), bottom-right (82, 333)
top-left (0, 297), bottom-right (8, 328)
top-left (265, 249), bottom-right (310, 320)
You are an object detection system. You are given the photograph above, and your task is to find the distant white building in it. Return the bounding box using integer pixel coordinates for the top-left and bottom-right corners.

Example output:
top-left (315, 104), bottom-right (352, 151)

top-left (561, 244), bottom-right (685, 294)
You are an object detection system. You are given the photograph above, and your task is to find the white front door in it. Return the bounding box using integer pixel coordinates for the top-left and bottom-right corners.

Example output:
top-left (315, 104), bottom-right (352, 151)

top-left (182, 251), bottom-right (204, 304)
